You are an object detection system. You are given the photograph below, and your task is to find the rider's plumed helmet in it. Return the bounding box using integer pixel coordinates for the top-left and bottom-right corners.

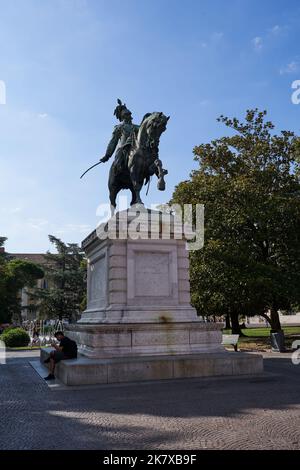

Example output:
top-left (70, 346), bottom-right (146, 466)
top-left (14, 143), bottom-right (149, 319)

top-left (113, 99), bottom-right (131, 121)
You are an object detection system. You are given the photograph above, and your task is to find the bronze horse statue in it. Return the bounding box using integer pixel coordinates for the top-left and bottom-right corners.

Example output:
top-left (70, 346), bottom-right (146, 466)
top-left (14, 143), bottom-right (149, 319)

top-left (108, 112), bottom-right (169, 209)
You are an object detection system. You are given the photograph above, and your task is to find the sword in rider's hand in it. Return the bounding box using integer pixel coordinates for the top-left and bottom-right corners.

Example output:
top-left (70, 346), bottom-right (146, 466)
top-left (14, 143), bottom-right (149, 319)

top-left (80, 159), bottom-right (105, 179)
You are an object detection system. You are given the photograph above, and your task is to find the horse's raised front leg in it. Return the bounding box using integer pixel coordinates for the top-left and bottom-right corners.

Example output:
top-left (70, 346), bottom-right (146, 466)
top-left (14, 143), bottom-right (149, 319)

top-left (153, 158), bottom-right (168, 191)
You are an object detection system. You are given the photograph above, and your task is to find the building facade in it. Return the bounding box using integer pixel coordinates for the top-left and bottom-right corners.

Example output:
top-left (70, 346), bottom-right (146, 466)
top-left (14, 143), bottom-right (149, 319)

top-left (10, 254), bottom-right (49, 321)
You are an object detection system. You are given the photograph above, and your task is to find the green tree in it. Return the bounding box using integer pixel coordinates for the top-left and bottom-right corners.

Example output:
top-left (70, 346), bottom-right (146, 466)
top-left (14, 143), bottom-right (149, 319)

top-left (0, 237), bottom-right (8, 321)
top-left (0, 238), bottom-right (44, 323)
top-left (0, 237), bottom-right (7, 252)
top-left (35, 235), bottom-right (86, 321)
top-left (171, 109), bottom-right (300, 333)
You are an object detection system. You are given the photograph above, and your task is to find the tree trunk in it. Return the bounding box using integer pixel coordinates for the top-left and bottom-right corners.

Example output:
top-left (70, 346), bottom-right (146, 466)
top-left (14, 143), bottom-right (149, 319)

top-left (230, 312), bottom-right (243, 335)
top-left (225, 314), bottom-right (231, 329)
top-left (270, 307), bottom-right (282, 332)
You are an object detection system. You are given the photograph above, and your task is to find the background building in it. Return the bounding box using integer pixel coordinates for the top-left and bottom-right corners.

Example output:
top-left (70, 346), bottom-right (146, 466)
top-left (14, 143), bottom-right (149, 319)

top-left (10, 254), bottom-right (49, 321)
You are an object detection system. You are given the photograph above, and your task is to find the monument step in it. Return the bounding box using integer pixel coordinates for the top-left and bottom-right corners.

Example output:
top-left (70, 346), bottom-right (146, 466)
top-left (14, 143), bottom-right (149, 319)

top-left (40, 347), bottom-right (263, 386)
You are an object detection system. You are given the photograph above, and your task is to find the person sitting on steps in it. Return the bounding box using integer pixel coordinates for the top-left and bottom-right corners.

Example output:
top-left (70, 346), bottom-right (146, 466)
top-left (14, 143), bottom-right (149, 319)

top-left (44, 331), bottom-right (77, 381)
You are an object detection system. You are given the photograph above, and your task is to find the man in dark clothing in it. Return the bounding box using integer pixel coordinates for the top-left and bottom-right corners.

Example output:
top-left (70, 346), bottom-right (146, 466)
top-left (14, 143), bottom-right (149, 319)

top-left (44, 331), bottom-right (77, 381)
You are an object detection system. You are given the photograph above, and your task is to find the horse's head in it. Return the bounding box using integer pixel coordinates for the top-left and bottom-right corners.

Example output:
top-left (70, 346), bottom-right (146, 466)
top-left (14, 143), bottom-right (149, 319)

top-left (140, 112), bottom-right (170, 149)
top-left (146, 112), bottom-right (170, 140)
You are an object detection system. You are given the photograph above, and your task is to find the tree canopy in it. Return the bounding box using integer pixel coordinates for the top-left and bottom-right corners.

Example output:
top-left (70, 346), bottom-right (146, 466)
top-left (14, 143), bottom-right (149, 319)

top-left (34, 235), bottom-right (86, 321)
top-left (0, 238), bottom-right (44, 323)
top-left (171, 109), bottom-right (300, 332)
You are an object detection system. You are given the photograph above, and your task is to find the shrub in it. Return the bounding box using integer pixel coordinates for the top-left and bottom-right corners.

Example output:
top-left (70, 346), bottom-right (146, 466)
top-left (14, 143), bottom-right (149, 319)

top-left (0, 328), bottom-right (30, 347)
top-left (2, 325), bottom-right (16, 333)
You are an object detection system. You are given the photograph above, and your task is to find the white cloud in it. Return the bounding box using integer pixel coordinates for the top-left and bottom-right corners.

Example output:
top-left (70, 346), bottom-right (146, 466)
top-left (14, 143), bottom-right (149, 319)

top-left (38, 113), bottom-right (48, 119)
top-left (252, 36), bottom-right (263, 51)
top-left (27, 218), bottom-right (49, 231)
top-left (0, 207), bottom-right (22, 214)
top-left (269, 24), bottom-right (289, 36)
top-left (0, 80), bottom-right (6, 105)
top-left (197, 32), bottom-right (224, 50)
top-left (251, 25), bottom-right (286, 53)
top-left (280, 61), bottom-right (299, 75)
top-left (212, 32), bottom-right (224, 41)
top-left (55, 223), bottom-right (91, 235)
top-left (269, 25), bottom-right (281, 35)
top-left (22, 218), bottom-right (90, 235)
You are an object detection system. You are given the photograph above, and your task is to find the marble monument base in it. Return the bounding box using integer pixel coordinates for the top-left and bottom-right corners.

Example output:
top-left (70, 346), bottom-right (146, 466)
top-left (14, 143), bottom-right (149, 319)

top-left (41, 210), bottom-right (263, 385)
top-left (40, 348), bottom-right (263, 386)
top-left (66, 322), bottom-right (226, 358)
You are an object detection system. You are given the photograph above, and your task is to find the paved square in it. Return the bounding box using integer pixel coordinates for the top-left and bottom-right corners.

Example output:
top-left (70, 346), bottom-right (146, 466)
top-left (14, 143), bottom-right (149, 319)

top-left (0, 351), bottom-right (299, 450)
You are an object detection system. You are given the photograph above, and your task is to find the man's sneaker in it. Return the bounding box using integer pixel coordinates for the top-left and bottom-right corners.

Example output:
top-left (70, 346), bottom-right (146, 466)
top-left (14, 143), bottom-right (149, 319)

top-left (44, 357), bottom-right (50, 364)
top-left (44, 374), bottom-right (55, 381)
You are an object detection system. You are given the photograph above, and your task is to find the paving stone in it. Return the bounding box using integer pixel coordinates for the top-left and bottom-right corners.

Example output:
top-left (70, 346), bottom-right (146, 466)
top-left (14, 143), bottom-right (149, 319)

top-left (0, 350), bottom-right (299, 450)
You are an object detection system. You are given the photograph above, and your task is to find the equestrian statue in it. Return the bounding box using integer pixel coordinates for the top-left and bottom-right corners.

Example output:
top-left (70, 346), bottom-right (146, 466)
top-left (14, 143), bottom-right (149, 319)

top-left (99, 99), bottom-right (169, 209)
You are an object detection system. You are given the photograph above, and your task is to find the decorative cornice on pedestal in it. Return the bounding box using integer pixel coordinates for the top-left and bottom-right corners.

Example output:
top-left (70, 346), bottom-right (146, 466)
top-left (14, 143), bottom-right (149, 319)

top-left (82, 207), bottom-right (195, 251)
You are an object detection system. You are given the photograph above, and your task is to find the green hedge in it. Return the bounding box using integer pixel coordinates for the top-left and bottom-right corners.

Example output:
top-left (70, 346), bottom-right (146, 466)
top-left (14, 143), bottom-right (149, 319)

top-left (0, 328), bottom-right (30, 347)
top-left (1, 325), bottom-right (15, 333)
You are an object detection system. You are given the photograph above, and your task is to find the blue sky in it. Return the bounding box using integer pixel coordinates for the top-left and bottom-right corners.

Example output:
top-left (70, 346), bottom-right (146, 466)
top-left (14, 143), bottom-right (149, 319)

top-left (1, 0), bottom-right (300, 253)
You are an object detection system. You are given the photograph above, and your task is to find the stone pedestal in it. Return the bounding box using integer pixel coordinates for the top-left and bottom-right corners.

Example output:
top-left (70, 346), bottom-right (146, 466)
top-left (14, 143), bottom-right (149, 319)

top-left (42, 209), bottom-right (263, 385)
top-left (67, 322), bottom-right (225, 359)
top-left (77, 213), bottom-right (198, 326)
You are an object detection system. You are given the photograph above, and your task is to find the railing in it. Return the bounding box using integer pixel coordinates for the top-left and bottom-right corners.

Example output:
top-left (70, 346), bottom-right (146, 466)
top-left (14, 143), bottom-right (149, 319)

top-left (22, 320), bottom-right (65, 347)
